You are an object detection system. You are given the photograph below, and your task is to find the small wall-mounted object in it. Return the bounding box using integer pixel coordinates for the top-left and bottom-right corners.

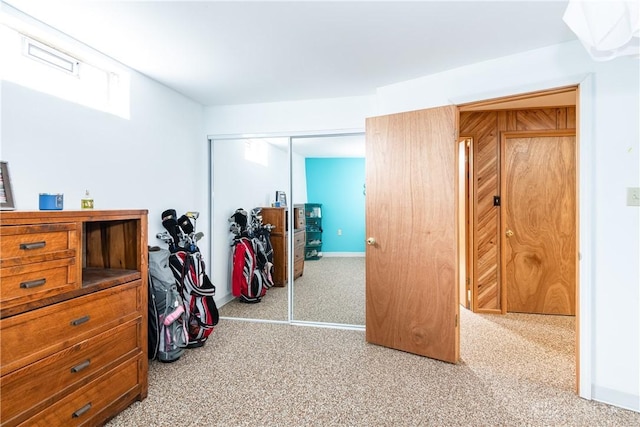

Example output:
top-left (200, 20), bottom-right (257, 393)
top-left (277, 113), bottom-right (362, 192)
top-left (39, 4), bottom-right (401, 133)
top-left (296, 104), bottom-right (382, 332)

top-left (39, 193), bottom-right (63, 210)
top-left (627, 187), bottom-right (640, 207)
top-left (81, 190), bottom-right (94, 209)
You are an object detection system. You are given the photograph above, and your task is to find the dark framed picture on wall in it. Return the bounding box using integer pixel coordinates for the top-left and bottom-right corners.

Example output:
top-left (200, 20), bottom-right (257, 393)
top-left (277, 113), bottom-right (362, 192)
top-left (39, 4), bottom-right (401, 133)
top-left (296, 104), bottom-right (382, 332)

top-left (275, 191), bottom-right (287, 207)
top-left (0, 161), bottom-right (16, 210)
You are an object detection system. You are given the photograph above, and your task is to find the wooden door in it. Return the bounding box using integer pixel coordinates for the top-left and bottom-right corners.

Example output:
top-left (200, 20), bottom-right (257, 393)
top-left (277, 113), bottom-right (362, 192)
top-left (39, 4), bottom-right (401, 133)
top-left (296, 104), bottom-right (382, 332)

top-left (501, 131), bottom-right (576, 315)
top-left (365, 106), bottom-right (459, 363)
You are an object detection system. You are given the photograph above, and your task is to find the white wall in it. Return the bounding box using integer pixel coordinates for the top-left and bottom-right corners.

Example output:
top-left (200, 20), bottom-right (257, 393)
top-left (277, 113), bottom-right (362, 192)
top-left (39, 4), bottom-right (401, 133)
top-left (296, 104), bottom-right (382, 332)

top-left (1, 72), bottom-right (206, 251)
top-left (205, 95), bottom-right (374, 135)
top-left (292, 151), bottom-right (307, 206)
top-left (590, 57), bottom-right (639, 410)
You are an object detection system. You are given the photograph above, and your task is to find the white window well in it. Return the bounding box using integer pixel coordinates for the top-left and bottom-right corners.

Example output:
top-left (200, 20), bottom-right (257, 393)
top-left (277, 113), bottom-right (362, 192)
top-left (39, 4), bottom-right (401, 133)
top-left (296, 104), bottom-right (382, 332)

top-left (0, 18), bottom-right (130, 119)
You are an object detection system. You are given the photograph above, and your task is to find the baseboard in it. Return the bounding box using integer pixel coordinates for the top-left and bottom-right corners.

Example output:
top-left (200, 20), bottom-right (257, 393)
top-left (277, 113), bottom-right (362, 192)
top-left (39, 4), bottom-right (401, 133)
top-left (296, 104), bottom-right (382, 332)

top-left (322, 252), bottom-right (365, 257)
top-left (592, 385), bottom-right (640, 412)
top-left (215, 292), bottom-right (236, 308)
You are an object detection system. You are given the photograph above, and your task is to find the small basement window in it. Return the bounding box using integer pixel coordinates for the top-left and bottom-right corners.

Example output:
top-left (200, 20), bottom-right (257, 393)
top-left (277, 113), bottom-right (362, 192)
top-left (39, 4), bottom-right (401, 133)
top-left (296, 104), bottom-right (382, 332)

top-left (0, 22), bottom-right (130, 119)
top-left (23, 36), bottom-right (79, 75)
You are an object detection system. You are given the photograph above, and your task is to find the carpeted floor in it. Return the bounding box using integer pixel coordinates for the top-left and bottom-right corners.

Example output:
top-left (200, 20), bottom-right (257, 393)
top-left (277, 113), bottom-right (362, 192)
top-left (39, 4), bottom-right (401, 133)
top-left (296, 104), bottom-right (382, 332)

top-left (107, 311), bottom-right (640, 426)
top-left (293, 257), bottom-right (365, 325)
top-left (218, 256), bottom-right (365, 325)
top-left (107, 255), bottom-right (640, 426)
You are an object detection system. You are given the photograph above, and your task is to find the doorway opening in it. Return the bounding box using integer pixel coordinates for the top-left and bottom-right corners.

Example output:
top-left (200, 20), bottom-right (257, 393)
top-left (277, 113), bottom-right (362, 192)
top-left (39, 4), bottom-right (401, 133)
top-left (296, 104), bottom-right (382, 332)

top-left (457, 85), bottom-right (579, 390)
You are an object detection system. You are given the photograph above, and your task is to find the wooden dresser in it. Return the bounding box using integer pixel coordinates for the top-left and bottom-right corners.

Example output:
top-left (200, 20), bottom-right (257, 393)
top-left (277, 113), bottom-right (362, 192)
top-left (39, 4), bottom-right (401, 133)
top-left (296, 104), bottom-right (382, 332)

top-left (260, 206), bottom-right (304, 286)
top-left (0, 210), bottom-right (148, 426)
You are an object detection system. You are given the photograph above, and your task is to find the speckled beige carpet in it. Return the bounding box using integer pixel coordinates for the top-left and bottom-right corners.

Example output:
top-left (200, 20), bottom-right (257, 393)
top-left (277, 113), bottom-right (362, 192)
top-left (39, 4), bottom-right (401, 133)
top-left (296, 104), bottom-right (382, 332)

top-left (218, 256), bottom-right (365, 325)
top-left (293, 257), bottom-right (365, 325)
top-left (106, 310), bottom-right (640, 426)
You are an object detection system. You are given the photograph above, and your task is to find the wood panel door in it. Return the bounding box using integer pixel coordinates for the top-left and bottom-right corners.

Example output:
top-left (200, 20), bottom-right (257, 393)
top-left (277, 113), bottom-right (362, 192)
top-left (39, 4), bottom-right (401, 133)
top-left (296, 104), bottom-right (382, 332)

top-left (365, 106), bottom-right (459, 363)
top-left (501, 131), bottom-right (576, 315)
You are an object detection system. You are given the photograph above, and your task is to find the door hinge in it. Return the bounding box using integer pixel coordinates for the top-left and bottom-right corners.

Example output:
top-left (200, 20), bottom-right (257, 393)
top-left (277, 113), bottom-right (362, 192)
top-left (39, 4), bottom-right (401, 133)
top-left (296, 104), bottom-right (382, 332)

top-left (455, 314), bottom-right (458, 327)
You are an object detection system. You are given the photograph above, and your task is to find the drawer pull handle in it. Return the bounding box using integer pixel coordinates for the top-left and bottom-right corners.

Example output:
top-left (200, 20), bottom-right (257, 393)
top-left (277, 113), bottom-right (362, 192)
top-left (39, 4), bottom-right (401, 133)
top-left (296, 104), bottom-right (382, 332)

top-left (72, 403), bottom-right (92, 418)
top-left (70, 315), bottom-right (90, 326)
top-left (71, 359), bottom-right (91, 373)
top-left (20, 278), bottom-right (46, 289)
top-left (19, 241), bottom-right (46, 250)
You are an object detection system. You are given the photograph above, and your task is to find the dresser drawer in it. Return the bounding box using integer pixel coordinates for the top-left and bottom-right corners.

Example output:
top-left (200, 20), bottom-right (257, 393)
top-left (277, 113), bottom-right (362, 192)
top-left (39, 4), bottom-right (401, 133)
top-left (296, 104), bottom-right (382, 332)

top-left (1, 281), bottom-right (141, 376)
top-left (0, 224), bottom-right (77, 266)
top-left (17, 356), bottom-right (141, 427)
top-left (0, 258), bottom-right (78, 311)
top-left (294, 244), bottom-right (304, 263)
top-left (296, 207), bottom-right (305, 229)
top-left (294, 259), bottom-right (304, 279)
top-left (1, 320), bottom-right (140, 426)
top-left (294, 231), bottom-right (305, 263)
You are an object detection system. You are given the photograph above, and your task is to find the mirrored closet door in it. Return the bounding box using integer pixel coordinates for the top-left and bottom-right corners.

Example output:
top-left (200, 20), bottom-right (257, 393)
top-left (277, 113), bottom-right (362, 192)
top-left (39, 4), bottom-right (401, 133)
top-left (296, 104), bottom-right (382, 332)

top-left (210, 132), bottom-right (365, 328)
top-left (210, 136), bottom-right (290, 322)
top-left (290, 134), bottom-right (366, 327)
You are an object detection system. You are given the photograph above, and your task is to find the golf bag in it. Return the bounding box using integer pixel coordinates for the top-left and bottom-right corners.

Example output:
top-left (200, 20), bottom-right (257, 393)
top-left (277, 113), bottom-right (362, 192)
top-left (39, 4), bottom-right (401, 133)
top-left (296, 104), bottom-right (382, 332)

top-left (228, 208), bottom-right (275, 302)
top-left (169, 247), bottom-right (219, 347)
top-left (158, 209), bottom-right (219, 348)
top-left (148, 246), bottom-right (188, 362)
top-left (250, 208), bottom-right (275, 289)
top-left (231, 235), bottom-right (266, 303)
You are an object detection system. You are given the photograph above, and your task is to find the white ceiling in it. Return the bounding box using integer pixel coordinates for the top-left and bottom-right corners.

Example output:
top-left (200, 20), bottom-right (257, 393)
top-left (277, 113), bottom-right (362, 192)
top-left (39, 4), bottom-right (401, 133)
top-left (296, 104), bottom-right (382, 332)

top-left (3, 0), bottom-right (577, 107)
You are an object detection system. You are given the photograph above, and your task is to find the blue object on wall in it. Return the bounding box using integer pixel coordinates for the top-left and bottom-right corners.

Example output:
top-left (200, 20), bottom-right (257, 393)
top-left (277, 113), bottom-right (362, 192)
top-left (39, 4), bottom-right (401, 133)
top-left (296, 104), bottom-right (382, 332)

top-left (305, 157), bottom-right (365, 253)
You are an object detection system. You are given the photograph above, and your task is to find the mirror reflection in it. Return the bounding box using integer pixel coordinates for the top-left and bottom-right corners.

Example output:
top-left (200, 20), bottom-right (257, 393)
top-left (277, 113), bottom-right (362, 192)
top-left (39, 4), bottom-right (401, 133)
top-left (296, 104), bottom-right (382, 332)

top-left (291, 135), bottom-right (366, 326)
top-left (212, 137), bottom-right (290, 321)
top-left (212, 133), bottom-right (365, 327)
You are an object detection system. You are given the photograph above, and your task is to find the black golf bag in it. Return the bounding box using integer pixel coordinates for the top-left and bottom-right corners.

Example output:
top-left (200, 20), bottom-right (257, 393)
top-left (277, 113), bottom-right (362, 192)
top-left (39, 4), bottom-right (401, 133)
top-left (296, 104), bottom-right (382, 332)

top-left (157, 209), bottom-right (219, 348)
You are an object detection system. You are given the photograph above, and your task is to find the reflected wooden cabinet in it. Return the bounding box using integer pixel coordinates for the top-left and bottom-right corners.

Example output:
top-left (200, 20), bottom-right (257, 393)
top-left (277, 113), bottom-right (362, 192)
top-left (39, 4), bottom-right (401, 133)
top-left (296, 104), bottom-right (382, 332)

top-left (259, 206), bottom-right (304, 286)
top-left (0, 210), bottom-right (148, 427)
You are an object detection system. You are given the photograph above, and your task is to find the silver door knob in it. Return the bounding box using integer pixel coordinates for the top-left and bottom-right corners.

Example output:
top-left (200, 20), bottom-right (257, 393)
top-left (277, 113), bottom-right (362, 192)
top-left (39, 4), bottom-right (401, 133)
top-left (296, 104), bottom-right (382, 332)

top-left (366, 237), bottom-right (376, 245)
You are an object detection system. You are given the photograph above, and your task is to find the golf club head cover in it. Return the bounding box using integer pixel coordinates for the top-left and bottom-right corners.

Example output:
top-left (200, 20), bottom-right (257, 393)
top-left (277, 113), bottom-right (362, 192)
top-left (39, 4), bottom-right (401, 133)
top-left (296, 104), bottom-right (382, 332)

top-left (161, 209), bottom-right (180, 243)
top-left (178, 214), bottom-right (194, 234)
top-left (229, 208), bottom-right (248, 231)
top-left (162, 209), bottom-right (177, 222)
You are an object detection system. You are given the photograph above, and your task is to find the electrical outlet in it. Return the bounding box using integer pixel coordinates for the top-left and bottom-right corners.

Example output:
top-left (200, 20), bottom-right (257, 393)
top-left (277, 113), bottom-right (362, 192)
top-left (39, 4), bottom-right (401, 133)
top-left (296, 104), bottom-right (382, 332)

top-left (337, 228), bottom-right (342, 236)
top-left (627, 187), bottom-right (640, 207)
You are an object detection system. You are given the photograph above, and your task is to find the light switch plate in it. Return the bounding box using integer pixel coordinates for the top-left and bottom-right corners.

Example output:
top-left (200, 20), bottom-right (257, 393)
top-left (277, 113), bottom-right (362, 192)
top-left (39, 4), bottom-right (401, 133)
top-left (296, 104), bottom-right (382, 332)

top-left (627, 187), bottom-right (640, 206)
